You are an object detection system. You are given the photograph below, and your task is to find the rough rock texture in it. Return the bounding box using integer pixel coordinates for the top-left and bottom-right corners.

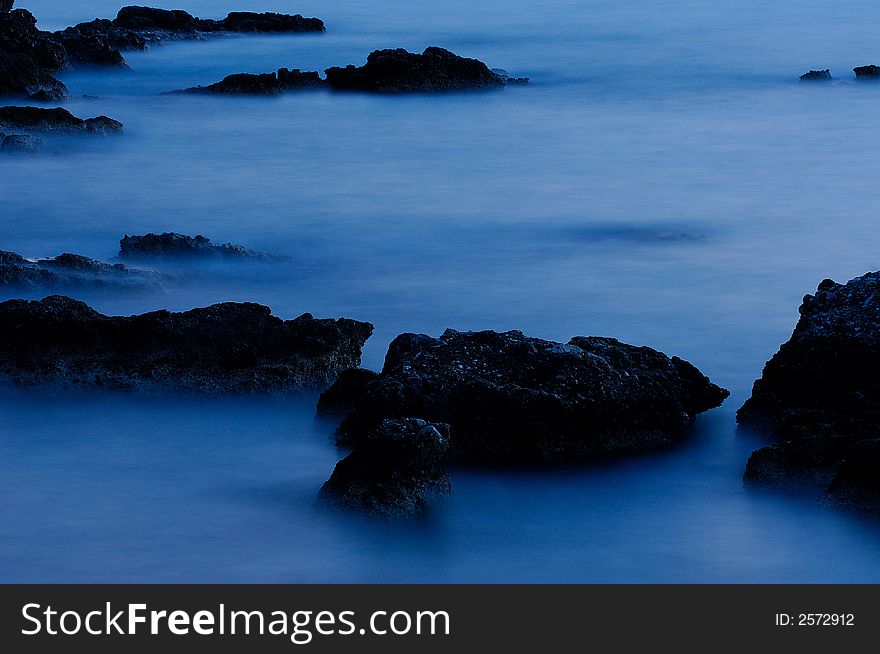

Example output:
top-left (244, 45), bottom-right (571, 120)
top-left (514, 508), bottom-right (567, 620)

top-left (118, 232), bottom-right (266, 259)
top-left (824, 439), bottom-right (880, 513)
top-left (53, 20), bottom-right (142, 67)
top-left (0, 296), bottom-right (373, 393)
top-left (0, 131), bottom-right (39, 151)
top-left (1, 1), bottom-right (14, 14)
top-left (325, 47), bottom-right (509, 92)
top-left (491, 68), bottom-right (530, 85)
top-left (0, 106), bottom-right (122, 133)
top-left (316, 368), bottom-right (381, 420)
top-left (328, 328), bottom-right (729, 463)
top-left (799, 69), bottom-right (831, 81)
top-left (318, 418), bottom-right (452, 520)
top-left (0, 250), bottom-right (162, 290)
top-left (0, 50), bottom-right (65, 100)
top-left (178, 68), bottom-right (325, 95)
top-left (112, 7), bottom-right (324, 37)
top-left (0, 7), bottom-right (67, 71)
top-left (738, 272), bottom-right (880, 511)
top-left (853, 64), bottom-right (880, 80)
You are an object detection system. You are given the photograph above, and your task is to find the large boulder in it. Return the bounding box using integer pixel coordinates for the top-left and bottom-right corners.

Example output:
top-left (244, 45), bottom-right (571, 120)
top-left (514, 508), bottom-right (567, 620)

top-left (0, 8), bottom-right (67, 71)
top-left (0, 106), bottom-right (122, 133)
top-left (325, 328), bottom-right (729, 463)
top-left (738, 271), bottom-right (880, 510)
top-left (177, 68), bottom-right (325, 95)
top-left (118, 232), bottom-right (269, 259)
top-left (0, 250), bottom-right (162, 290)
top-left (0, 296), bottom-right (373, 393)
top-left (0, 52), bottom-right (66, 99)
top-left (854, 64), bottom-right (880, 80)
top-left (318, 418), bottom-right (452, 520)
top-left (325, 47), bottom-right (508, 93)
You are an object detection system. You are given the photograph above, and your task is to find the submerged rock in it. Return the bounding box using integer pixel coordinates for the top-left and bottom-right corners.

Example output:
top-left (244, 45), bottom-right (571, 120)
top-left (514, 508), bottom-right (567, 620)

top-left (327, 328), bottom-right (729, 463)
top-left (325, 47), bottom-right (511, 93)
top-left (0, 296), bottom-right (373, 393)
top-left (0, 131), bottom-right (40, 151)
top-left (318, 418), bottom-right (452, 520)
top-left (0, 249), bottom-right (162, 290)
top-left (0, 106), bottom-right (122, 133)
top-left (738, 271), bottom-right (880, 511)
top-left (853, 64), bottom-right (880, 80)
top-left (799, 69), bottom-right (831, 82)
top-left (118, 232), bottom-right (269, 259)
top-left (491, 68), bottom-right (530, 85)
top-left (177, 68), bottom-right (325, 95)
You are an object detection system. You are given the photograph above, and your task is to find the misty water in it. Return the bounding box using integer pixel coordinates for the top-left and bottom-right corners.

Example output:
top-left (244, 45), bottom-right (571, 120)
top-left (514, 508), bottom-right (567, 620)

top-left (2, 0), bottom-right (880, 581)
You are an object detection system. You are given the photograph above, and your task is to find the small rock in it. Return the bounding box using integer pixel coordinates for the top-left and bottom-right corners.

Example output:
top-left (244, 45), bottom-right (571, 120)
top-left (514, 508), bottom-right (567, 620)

top-left (177, 68), bottom-right (325, 95)
top-left (854, 64), bottom-right (880, 80)
top-left (799, 69), bottom-right (832, 82)
top-left (118, 232), bottom-right (269, 259)
top-left (1, 132), bottom-right (40, 151)
top-left (0, 106), bottom-right (122, 133)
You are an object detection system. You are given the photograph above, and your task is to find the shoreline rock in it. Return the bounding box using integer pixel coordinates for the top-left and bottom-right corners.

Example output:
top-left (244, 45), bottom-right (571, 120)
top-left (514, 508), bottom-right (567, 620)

top-left (799, 69), bottom-right (831, 82)
top-left (0, 296), bottom-right (373, 394)
top-left (318, 418), bottom-right (452, 520)
top-left (0, 130), bottom-right (40, 151)
top-left (323, 328), bottom-right (729, 463)
top-left (0, 249), bottom-right (162, 290)
top-left (738, 271), bottom-right (880, 513)
top-left (118, 232), bottom-right (271, 259)
top-left (853, 64), bottom-right (880, 80)
top-left (0, 106), bottom-right (122, 133)
top-left (176, 68), bottom-right (325, 95)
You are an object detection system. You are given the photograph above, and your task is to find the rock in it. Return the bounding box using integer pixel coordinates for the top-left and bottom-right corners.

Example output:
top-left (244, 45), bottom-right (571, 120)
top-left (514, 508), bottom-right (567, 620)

top-left (0, 106), bottom-right (122, 133)
top-left (799, 69), bottom-right (831, 82)
top-left (824, 439), bottom-right (880, 513)
top-left (111, 7), bottom-right (323, 38)
top-left (0, 51), bottom-right (66, 99)
top-left (0, 249), bottom-right (163, 290)
top-left (0, 131), bottom-right (40, 151)
top-left (113, 6), bottom-right (198, 32)
top-left (53, 20), bottom-right (142, 67)
top-left (738, 271), bottom-right (880, 508)
top-left (316, 368), bottom-right (381, 420)
top-left (0, 8), bottom-right (68, 72)
top-left (325, 47), bottom-right (509, 93)
top-left (491, 68), bottom-right (530, 85)
top-left (177, 68), bottom-right (325, 95)
top-left (318, 418), bottom-right (451, 520)
top-left (1, 1), bottom-right (14, 14)
top-left (0, 296), bottom-right (374, 393)
top-left (329, 328), bottom-right (729, 463)
top-left (854, 64), bottom-right (880, 80)
top-left (118, 232), bottom-right (268, 259)
top-left (220, 12), bottom-right (324, 33)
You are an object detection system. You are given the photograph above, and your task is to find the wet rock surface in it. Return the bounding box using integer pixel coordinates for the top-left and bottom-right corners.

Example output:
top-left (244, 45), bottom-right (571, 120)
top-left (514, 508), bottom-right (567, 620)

top-left (0, 250), bottom-right (162, 290)
top-left (318, 418), bottom-right (452, 520)
top-left (177, 68), bottom-right (325, 95)
top-left (738, 271), bottom-right (880, 511)
top-left (327, 328), bottom-right (729, 463)
top-left (799, 69), bottom-right (832, 81)
top-left (0, 296), bottom-right (373, 393)
top-left (853, 64), bottom-right (880, 80)
top-left (118, 232), bottom-right (268, 259)
top-left (325, 47), bottom-right (511, 92)
top-left (0, 106), bottom-right (122, 133)
top-left (0, 49), bottom-right (65, 100)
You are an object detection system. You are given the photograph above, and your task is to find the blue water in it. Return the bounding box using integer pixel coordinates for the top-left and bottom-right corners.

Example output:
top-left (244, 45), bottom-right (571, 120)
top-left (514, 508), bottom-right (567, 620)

top-left (1, 1), bottom-right (879, 582)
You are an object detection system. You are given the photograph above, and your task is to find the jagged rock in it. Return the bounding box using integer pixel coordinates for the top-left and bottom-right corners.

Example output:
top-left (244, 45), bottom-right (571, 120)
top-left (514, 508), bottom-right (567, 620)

top-left (112, 7), bottom-right (323, 37)
top-left (799, 69), bottom-right (831, 82)
top-left (0, 8), bottom-right (67, 72)
top-left (118, 232), bottom-right (268, 259)
top-left (824, 439), bottom-right (880, 513)
top-left (177, 68), bottom-right (324, 95)
top-left (316, 368), bottom-right (381, 420)
top-left (491, 68), bottom-right (529, 85)
top-left (739, 271), bottom-right (880, 511)
top-left (328, 328), bottom-right (729, 463)
top-left (318, 418), bottom-right (451, 520)
top-left (854, 64), bottom-right (880, 80)
top-left (0, 106), bottom-right (122, 133)
top-left (0, 249), bottom-right (163, 290)
top-left (53, 19), bottom-right (143, 67)
top-left (0, 131), bottom-right (39, 151)
top-left (1, 1), bottom-right (14, 14)
top-left (325, 47), bottom-right (509, 93)
top-left (0, 51), bottom-right (66, 99)
top-left (219, 12), bottom-right (324, 33)
top-left (0, 296), bottom-right (373, 393)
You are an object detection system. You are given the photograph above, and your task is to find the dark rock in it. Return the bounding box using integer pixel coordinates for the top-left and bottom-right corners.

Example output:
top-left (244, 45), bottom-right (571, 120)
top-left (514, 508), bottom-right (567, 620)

top-left (177, 68), bottom-right (325, 95)
top-left (325, 47), bottom-right (508, 93)
top-left (0, 296), bottom-right (373, 393)
top-left (0, 131), bottom-right (39, 151)
top-left (118, 232), bottom-right (268, 259)
top-left (114, 6), bottom-right (197, 32)
top-left (220, 12), bottom-right (324, 33)
top-left (316, 368), bottom-right (381, 420)
top-left (825, 439), bottom-right (880, 513)
top-left (0, 249), bottom-right (163, 291)
top-left (0, 8), bottom-right (68, 72)
top-left (111, 7), bottom-right (323, 38)
top-left (0, 106), bottom-right (122, 133)
top-left (799, 69), bottom-right (831, 82)
top-left (738, 271), bottom-right (880, 509)
top-left (0, 52), bottom-right (66, 99)
top-left (1, 1), bottom-right (14, 14)
top-left (491, 68), bottom-right (529, 85)
top-left (318, 418), bottom-right (451, 520)
top-left (853, 64), bottom-right (880, 80)
top-left (330, 328), bottom-right (729, 463)
top-left (53, 19), bottom-right (143, 67)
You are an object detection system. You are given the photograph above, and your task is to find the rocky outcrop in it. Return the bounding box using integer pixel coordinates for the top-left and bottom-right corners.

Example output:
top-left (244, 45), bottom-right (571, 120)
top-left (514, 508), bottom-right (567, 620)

top-left (0, 131), bottom-right (39, 151)
top-left (824, 439), bottom-right (880, 513)
top-left (318, 418), bottom-right (452, 520)
top-left (0, 51), bottom-right (65, 99)
top-left (0, 106), bottom-right (122, 133)
top-left (177, 68), bottom-right (325, 95)
top-left (118, 232), bottom-right (269, 259)
top-left (1, 1), bottom-right (14, 14)
top-left (325, 47), bottom-right (515, 92)
top-left (316, 368), bottom-right (381, 420)
top-left (53, 19), bottom-right (143, 68)
top-left (0, 296), bottom-right (373, 393)
top-left (324, 328), bottom-right (729, 463)
top-left (0, 250), bottom-right (162, 290)
top-left (738, 271), bottom-right (880, 512)
top-left (112, 7), bottom-right (324, 38)
top-left (0, 7), bottom-right (67, 71)
top-left (853, 64), bottom-right (880, 80)
top-left (799, 69), bottom-right (831, 81)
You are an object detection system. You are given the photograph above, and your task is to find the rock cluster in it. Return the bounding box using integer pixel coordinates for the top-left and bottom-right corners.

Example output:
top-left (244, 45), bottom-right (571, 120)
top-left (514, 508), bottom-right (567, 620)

top-left (0, 250), bottom-right (161, 290)
top-left (118, 233), bottom-right (267, 259)
top-left (0, 106), bottom-right (122, 133)
top-left (178, 68), bottom-right (325, 95)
